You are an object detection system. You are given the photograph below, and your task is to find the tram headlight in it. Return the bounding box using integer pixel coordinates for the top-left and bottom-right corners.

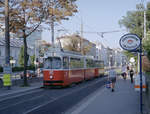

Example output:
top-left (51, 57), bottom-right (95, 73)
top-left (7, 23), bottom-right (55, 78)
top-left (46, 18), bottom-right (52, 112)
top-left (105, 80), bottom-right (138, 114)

top-left (50, 75), bottom-right (53, 79)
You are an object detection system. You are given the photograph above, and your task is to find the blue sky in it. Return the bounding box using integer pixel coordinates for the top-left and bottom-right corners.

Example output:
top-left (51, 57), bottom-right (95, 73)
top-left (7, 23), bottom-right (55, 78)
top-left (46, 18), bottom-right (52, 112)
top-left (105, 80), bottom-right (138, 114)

top-left (42, 0), bottom-right (146, 48)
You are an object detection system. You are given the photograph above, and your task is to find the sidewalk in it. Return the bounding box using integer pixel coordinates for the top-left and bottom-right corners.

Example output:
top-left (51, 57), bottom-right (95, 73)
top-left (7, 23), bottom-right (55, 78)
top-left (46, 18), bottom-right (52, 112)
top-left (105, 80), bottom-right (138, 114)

top-left (0, 81), bottom-right (43, 97)
top-left (69, 77), bottom-right (142, 114)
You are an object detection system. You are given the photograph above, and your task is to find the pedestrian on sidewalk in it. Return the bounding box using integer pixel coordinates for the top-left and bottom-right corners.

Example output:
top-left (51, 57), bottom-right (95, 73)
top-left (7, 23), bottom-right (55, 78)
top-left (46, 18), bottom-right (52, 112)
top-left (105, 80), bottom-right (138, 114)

top-left (121, 65), bottom-right (127, 80)
top-left (127, 65), bottom-right (130, 77)
top-left (108, 69), bottom-right (117, 92)
top-left (129, 68), bottom-right (134, 83)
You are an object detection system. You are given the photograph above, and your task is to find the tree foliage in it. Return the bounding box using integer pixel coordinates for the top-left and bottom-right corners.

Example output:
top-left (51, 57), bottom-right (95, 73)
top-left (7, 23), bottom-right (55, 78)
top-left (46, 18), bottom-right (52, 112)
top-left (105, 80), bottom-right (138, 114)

top-left (0, 0), bottom-right (78, 85)
top-left (38, 41), bottom-right (51, 57)
top-left (119, 3), bottom-right (144, 38)
top-left (30, 55), bottom-right (35, 66)
top-left (19, 46), bottom-right (24, 67)
top-left (43, 0), bottom-right (78, 24)
top-left (19, 46), bottom-right (29, 67)
top-left (63, 35), bottom-right (80, 52)
top-left (119, 2), bottom-right (150, 61)
top-left (63, 34), bottom-right (92, 55)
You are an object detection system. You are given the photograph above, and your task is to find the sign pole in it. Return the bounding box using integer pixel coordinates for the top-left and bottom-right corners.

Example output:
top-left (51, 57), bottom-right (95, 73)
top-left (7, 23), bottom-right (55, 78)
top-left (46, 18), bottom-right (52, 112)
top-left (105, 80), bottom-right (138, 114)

top-left (139, 39), bottom-right (143, 114)
top-left (119, 33), bottom-right (143, 114)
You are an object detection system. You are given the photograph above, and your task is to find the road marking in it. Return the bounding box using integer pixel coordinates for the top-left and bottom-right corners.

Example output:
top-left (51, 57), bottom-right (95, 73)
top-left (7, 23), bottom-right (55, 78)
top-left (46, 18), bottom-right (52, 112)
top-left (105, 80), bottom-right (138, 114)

top-left (24, 78), bottom-right (107, 114)
top-left (0, 89), bottom-right (42, 102)
top-left (0, 94), bottom-right (45, 111)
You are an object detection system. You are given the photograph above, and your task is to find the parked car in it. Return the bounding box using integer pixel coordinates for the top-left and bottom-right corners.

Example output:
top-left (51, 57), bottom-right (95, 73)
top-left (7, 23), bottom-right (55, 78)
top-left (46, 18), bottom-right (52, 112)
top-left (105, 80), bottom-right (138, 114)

top-left (20, 70), bottom-right (37, 79)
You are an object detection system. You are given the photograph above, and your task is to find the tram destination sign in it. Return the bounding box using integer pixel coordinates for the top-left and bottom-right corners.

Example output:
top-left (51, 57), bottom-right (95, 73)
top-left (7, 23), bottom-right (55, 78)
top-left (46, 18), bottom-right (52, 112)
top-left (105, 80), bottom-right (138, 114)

top-left (119, 33), bottom-right (141, 51)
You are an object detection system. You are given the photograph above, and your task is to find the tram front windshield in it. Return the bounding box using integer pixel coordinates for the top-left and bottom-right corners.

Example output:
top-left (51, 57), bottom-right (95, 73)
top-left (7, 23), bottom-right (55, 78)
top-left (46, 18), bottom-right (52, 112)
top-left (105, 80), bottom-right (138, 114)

top-left (44, 57), bottom-right (61, 69)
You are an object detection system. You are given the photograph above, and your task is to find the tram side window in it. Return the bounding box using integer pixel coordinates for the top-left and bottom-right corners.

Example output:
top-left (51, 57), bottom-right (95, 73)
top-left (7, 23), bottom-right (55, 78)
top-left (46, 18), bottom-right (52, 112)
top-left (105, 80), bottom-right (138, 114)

top-left (70, 58), bottom-right (83, 69)
top-left (63, 57), bottom-right (69, 69)
top-left (100, 61), bottom-right (104, 68)
top-left (44, 57), bottom-right (61, 69)
top-left (94, 61), bottom-right (104, 68)
top-left (44, 58), bottom-right (52, 69)
top-left (52, 57), bottom-right (61, 69)
top-left (86, 59), bottom-right (95, 68)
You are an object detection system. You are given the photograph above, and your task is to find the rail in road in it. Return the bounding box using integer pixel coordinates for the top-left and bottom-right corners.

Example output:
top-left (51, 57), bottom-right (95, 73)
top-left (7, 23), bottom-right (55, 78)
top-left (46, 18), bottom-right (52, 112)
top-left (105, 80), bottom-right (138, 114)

top-left (0, 76), bottom-right (108, 114)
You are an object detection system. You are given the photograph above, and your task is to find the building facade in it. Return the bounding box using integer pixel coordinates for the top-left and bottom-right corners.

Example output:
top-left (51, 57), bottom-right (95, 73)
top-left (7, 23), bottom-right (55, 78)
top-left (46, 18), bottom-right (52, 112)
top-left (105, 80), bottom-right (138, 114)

top-left (0, 38), bottom-right (34, 67)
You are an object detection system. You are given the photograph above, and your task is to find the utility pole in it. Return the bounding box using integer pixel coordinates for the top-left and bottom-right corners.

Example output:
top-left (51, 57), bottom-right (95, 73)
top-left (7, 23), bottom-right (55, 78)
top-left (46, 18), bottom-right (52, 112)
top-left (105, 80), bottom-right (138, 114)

top-left (5, 0), bottom-right (10, 65)
top-left (144, 10), bottom-right (146, 39)
top-left (51, 17), bottom-right (54, 49)
top-left (138, 1), bottom-right (147, 73)
top-left (80, 18), bottom-right (83, 55)
top-left (143, 0), bottom-right (146, 40)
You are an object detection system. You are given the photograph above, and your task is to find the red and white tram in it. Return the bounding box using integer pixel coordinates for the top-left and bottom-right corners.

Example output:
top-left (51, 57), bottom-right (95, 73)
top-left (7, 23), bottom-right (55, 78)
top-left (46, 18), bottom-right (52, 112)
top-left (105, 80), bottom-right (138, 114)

top-left (43, 50), bottom-right (104, 87)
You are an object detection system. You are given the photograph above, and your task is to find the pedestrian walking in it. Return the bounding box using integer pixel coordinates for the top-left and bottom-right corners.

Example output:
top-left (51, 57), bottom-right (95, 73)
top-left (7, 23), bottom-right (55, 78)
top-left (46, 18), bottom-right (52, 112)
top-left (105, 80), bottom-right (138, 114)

top-left (121, 65), bottom-right (127, 80)
top-left (108, 69), bottom-right (117, 92)
top-left (127, 65), bottom-right (130, 77)
top-left (129, 68), bottom-right (134, 83)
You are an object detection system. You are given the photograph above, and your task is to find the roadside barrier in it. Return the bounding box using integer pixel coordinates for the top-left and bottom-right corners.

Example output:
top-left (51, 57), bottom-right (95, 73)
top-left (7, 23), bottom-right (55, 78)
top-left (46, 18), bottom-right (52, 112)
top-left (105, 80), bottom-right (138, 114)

top-left (134, 74), bottom-right (146, 92)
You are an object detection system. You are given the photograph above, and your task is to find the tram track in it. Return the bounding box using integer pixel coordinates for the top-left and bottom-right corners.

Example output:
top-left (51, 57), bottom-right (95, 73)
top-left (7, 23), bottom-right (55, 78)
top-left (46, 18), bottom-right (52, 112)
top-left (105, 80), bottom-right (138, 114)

top-left (25, 77), bottom-right (107, 114)
top-left (0, 77), bottom-right (107, 114)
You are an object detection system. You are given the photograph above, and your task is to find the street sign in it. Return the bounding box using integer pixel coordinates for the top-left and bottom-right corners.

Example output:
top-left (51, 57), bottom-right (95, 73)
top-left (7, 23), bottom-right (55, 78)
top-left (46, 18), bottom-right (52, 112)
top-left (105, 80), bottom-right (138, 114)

top-left (119, 33), bottom-right (141, 51)
top-left (3, 65), bottom-right (12, 74)
top-left (120, 33), bottom-right (143, 113)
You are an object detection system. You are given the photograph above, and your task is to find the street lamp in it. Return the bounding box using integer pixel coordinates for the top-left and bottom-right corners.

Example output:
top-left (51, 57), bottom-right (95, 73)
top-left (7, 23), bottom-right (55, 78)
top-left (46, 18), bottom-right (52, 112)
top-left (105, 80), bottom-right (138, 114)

top-left (10, 59), bottom-right (16, 67)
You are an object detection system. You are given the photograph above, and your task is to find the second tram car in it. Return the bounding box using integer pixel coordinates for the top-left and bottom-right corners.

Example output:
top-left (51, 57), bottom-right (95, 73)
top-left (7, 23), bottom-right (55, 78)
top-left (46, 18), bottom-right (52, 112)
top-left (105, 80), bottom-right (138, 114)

top-left (43, 50), bottom-right (104, 87)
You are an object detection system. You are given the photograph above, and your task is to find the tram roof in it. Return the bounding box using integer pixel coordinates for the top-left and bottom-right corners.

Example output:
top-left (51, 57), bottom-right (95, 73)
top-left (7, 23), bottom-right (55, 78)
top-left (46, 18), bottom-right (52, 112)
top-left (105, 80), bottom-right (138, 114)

top-left (44, 48), bottom-right (102, 61)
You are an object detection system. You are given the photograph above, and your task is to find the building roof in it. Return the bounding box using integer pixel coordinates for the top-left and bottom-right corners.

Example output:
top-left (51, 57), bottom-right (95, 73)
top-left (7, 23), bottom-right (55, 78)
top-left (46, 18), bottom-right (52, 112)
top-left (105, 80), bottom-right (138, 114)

top-left (0, 38), bottom-right (23, 48)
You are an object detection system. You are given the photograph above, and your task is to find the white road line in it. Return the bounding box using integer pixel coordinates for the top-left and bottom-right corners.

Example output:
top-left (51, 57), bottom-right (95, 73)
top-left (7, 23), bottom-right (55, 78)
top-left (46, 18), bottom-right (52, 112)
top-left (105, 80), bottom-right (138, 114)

top-left (0, 89), bottom-right (42, 102)
top-left (0, 94), bottom-right (45, 111)
top-left (24, 78), bottom-right (106, 114)
top-left (0, 86), bottom-right (42, 97)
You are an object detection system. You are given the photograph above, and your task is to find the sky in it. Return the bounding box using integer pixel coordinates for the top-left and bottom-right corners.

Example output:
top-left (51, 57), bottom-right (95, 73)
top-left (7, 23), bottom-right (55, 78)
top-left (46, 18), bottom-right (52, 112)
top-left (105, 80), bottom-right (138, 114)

top-left (42, 0), bottom-right (147, 49)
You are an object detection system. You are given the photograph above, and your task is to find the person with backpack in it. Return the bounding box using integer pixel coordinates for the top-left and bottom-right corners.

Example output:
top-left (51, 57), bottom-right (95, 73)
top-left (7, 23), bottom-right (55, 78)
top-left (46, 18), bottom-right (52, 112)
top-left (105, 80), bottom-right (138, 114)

top-left (121, 65), bottom-right (127, 80)
top-left (108, 69), bottom-right (117, 92)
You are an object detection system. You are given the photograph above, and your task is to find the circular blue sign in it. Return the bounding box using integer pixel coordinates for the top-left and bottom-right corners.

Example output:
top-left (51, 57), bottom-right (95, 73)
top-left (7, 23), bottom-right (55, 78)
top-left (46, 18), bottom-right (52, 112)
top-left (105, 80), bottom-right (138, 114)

top-left (119, 33), bottom-right (141, 51)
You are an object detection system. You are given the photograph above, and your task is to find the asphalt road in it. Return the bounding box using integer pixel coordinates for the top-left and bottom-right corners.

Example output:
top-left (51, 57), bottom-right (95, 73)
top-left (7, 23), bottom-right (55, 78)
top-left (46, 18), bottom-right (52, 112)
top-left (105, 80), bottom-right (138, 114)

top-left (0, 77), bottom-right (107, 114)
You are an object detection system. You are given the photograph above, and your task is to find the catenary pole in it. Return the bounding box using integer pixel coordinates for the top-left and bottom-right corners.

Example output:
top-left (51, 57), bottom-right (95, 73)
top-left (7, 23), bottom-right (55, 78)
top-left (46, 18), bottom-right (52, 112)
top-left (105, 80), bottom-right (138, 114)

top-left (140, 38), bottom-right (143, 114)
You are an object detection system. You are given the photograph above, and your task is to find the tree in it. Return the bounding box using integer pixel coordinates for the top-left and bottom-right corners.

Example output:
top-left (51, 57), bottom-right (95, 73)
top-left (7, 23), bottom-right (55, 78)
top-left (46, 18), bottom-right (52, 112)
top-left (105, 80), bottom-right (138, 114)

top-left (19, 46), bottom-right (24, 67)
top-left (119, 3), bottom-right (144, 38)
top-left (43, 0), bottom-right (78, 47)
top-left (0, 0), bottom-right (78, 86)
top-left (63, 35), bottom-right (80, 52)
top-left (119, 2), bottom-right (150, 61)
top-left (30, 55), bottom-right (35, 66)
top-left (38, 41), bottom-right (51, 57)
top-left (19, 46), bottom-right (29, 67)
top-left (63, 34), bottom-right (92, 55)
top-left (0, 0), bottom-right (45, 86)
top-left (82, 43), bottom-right (92, 55)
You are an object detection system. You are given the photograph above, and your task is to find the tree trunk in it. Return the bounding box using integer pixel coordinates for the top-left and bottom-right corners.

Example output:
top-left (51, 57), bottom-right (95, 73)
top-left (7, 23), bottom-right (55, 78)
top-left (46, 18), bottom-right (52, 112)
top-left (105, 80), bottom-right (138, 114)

top-left (5, 0), bottom-right (10, 65)
top-left (23, 30), bottom-right (28, 86)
